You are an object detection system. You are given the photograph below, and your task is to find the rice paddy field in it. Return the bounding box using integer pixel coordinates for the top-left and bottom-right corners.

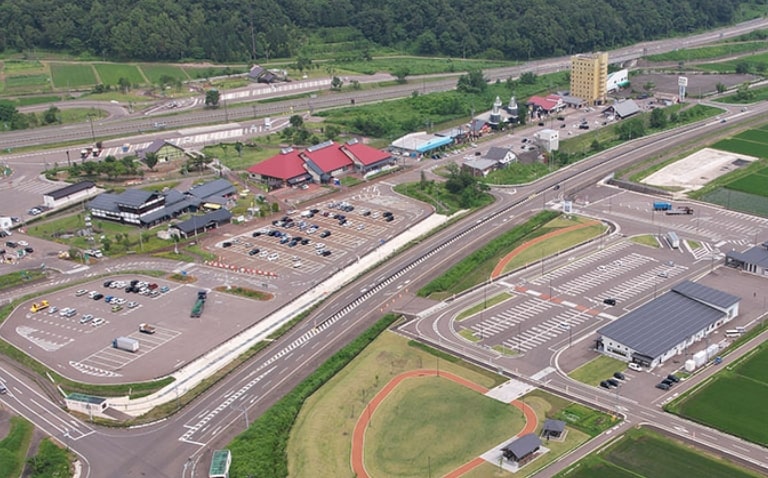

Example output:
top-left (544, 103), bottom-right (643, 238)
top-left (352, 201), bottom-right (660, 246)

top-left (50, 63), bottom-right (97, 88)
top-left (665, 345), bottom-right (768, 446)
top-left (556, 427), bottom-right (764, 478)
top-left (94, 64), bottom-right (146, 86)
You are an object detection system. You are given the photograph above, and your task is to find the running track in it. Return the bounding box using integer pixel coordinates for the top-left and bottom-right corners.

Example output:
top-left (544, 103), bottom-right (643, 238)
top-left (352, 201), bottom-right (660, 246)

top-left (351, 369), bottom-right (538, 478)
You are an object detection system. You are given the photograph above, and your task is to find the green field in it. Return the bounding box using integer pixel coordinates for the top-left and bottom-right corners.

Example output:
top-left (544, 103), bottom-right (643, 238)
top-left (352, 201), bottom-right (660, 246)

top-left (94, 63), bottom-right (145, 86)
top-left (733, 129), bottom-right (768, 144)
top-left (559, 427), bottom-right (763, 478)
top-left (50, 63), bottom-right (97, 88)
top-left (0, 416), bottom-right (34, 478)
top-left (287, 332), bottom-right (505, 478)
top-left (568, 355), bottom-right (626, 386)
top-left (4, 74), bottom-right (50, 90)
top-left (726, 173), bottom-right (768, 197)
top-left (366, 377), bottom-right (522, 477)
top-left (140, 64), bottom-right (189, 83)
top-left (696, 50), bottom-right (768, 73)
top-left (645, 41), bottom-right (768, 62)
top-left (712, 138), bottom-right (768, 158)
top-left (667, 346), bottom-right (768, 446)
top-left (700, 187), bottom-right (768, 216)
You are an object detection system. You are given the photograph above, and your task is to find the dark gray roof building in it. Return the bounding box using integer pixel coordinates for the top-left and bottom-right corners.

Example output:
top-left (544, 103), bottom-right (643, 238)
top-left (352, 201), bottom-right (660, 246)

top-left (541, 419), bottom-right (566, 438)
top-left (725, 242), bottom-right (768, 277)
top-left (598, 280), bottom-right (740, 367)
top-left (186, 179), bottom-right (236, 203)
top-left (604, 99), bottom-right (640, 119)
top-left (45, 181), bottom-right (96, 200)
top-left (172, 209), bottom-right (232, 236)
top-left (502, 433), bottom-right (541, 462)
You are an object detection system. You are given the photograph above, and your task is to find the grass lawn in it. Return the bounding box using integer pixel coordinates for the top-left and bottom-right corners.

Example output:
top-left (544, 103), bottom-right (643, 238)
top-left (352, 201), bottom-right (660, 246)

top-left (498, 217), bottom-right (606, 275)
top-left (630, 234), bottom-right (660, 248)
top-left (456, 292), bottom-right (514, 321)
top-left (0, 269), bottom-right (46, 292)
top-left (568, 355), bottom-right (626, 386)
top-left (201, 143), bottom-right (281, 171)
top-left (718, 84), bottom-right (768, 103)
top-left (365, 376), bottom-right (523, 478)
top-left (668, 345), bottom-right (768, 446)
top-left (329, 56), bottom-right (512, 76)
top-left (0, 416), bottom-right (34, 478)
top-left (712, 137), bottom-right (768, 158)
top-left (140, 64), bottom-right (189, 83)
top-left (287, 331), bottom-right (505, 478)
top-left (50, 63), bottom-right (97, 88)
top-left (94, 63), bottom-right (146, 86)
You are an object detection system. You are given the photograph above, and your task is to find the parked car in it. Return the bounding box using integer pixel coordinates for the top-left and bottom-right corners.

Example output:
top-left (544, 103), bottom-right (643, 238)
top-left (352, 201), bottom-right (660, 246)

top-left (667, 374), bottom-right (680, 383)
top-left (75, 289), bottom-right (88, 297)
top-left (656, 382), bottom-right (670, 390)
top-left (160, 286), bottom-right (170, 293)
top-left (613, 372), bottom-right (626, 380)
top-left (319, 230), bottom-right (331, 238)
top-left (127, 301), bottom-right (139, 308)
top-left (599, 381), bottom-right (611, 389)
top-left (607, 378), bottom-right (620, 387)
top-left (248, 248), bottom-right (260, 256)
top-left (628, 363), bottom-right (642, 372)
top-left (79, 314), bottom-right (94, 324)
top-left (222, 242), bottom-right (233, 248)
top-left (92, 293), bottom-right (104, 301)
top-left (91, 317), bottom-right (105, 326)
top-left (603, 298), bottom-right (617, 306)
top-left (24, 247), bottom-right (34, 253)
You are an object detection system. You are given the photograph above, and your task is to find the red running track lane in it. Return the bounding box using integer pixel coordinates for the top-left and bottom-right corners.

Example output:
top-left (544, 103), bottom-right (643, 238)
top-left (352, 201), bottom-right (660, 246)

top-left (350, 369), bottom-right (538, 478)
top-left (490, 220), bottom-right (600, 279)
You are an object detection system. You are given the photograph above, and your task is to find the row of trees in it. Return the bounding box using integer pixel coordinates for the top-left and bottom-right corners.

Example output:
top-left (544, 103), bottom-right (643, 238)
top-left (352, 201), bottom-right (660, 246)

top-left (0, 101), bottom-right (63, 130)
top-left (0, 0), bottom-right (746, 62)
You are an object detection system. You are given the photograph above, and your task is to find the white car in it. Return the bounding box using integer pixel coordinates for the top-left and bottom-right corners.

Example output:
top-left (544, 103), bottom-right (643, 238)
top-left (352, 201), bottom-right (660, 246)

top-left (628, 363), bottom-right (643, 372)
top-left (315, 243), bottom-right (326, 250)
top-left (267, 253), bottom-right (279, 261)
top-left (127, 301), bottom-right (139, 308)
top-left (75, 289), bottom-right (88, 297)
top-left (59, 307), bottom-right (73, 317)
top-left (48, 306), bottom-right (58, 315)
top-left (115, 298), bottom-right (126, 305)
top-left (91, 317), bottom-right (106, 327)
top-left (79, 314), bottom-right (94, 324)
top-left (17, 240), bottom-right (28, 246)
top-left (259, 250), bottom-right (269, 259)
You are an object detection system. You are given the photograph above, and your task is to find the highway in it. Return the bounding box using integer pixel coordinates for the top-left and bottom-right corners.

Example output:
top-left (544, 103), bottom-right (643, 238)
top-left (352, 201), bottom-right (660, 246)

top-left (1, 17), bottom-right (767, 152)
top-left (1, 19), bottom-right (768, 478)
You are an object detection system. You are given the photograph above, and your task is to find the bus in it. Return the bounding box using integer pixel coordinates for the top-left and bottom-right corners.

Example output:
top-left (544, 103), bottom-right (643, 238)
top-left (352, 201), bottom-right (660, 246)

top-left (666, 231), bottom-right (680, 249)
top-left (725, 329), bottom-right (742, 338)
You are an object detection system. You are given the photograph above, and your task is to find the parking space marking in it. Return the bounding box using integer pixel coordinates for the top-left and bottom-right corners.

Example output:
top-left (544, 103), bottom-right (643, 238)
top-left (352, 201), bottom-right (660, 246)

top-left (72, 327), bottom-right (182, 376)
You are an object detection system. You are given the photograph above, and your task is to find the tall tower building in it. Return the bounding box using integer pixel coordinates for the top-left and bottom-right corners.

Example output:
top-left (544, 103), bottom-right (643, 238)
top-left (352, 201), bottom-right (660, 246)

top-left (570, 52), bottom-right (608, 105)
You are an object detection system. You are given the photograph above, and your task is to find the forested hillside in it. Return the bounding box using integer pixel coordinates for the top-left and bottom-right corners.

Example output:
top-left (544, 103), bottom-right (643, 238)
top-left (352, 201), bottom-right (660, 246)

top-left (0, 0), bottom-right (756, 62)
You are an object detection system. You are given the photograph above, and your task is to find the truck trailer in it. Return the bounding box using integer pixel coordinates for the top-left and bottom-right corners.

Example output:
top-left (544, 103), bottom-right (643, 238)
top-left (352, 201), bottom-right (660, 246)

top-left (653, 201), bottom-right (672, 211)
top-left (665, 206), bottom-right (694, 215)
top-left (113, 336), bottom-right (139, 352)
top-left (190, 290), bottom-right (207, 318)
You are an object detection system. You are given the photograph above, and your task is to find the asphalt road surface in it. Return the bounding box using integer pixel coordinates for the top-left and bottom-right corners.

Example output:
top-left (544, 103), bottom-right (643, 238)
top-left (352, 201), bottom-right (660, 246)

top-left (1, 24), bottom-right (768, 477)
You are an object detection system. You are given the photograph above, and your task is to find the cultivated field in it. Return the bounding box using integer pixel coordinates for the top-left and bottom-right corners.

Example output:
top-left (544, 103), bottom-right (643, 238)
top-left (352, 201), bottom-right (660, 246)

top-left (140, 64), bottom-right (188, 83)
top-left (50, 63), bottom-right (97, 88)
top-left (558, 427), bottom-right (763, 478)
top-left (94, 64), bottom-right (146, 86)
top-left (667, 345), bottom-right (768, 446)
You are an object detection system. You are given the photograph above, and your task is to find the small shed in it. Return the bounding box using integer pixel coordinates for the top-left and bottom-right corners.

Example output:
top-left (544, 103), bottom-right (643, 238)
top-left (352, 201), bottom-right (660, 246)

top-left (501, 433), bottom-right (541, 463)
top-left (541, 419), bottom-right (566, 439)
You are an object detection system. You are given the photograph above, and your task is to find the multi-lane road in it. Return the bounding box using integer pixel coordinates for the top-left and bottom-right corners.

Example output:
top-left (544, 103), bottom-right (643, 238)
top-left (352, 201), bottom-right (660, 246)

top-left (2, 20), bottom-right (768, 478)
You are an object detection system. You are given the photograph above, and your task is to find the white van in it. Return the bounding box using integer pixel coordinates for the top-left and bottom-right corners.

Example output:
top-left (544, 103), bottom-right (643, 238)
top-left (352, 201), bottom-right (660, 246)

top-left (628, 363), bottom-right (643, 372)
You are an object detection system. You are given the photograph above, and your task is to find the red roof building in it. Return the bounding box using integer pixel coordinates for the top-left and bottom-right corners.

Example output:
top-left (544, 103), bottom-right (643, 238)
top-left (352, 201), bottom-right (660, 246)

top-left (247, 148), bottom-right (310, 188)
top-left (247, 141), bottom-right (394, 188)
top-left (527, 95), bottom-right (565, 114)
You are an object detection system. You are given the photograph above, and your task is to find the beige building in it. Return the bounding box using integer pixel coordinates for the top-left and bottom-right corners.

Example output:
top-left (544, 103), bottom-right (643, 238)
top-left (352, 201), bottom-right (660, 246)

top-left (570, 52), bottom-right (608, 105)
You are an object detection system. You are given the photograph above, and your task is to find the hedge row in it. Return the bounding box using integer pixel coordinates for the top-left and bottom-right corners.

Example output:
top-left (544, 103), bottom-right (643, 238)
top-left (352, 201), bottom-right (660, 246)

top-left (418, 210), bottom-right (559, 297)
top-left (227, 313), bottom-right (398, 477)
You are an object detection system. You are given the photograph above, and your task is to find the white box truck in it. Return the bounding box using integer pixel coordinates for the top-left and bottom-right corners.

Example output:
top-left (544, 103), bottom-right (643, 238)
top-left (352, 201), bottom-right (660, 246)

top-left (113, 337), bottom-right (139, 352)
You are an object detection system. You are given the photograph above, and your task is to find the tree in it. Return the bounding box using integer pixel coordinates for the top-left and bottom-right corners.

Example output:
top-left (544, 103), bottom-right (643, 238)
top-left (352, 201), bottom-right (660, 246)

top-left (392, 66), bottom-right (410, 84)
top-left (331, 76), bottom-right (343, 90)
top-left (289, 115), bottom-right (304, 128)
top-left (520, 72), bottom-right (537, 85)
top-left (456, 69), bottom-right (487, 94)
top-left (649, 108), bottom-right (668, 129)
top-left (715, 82), bottom-right (727, 94)
top-left (616, 117), bottom-right (646, 140)
top-left (117, 77), bottom-right (132, 93)
top-left (144, 152), bottom-right (159, 171)
top-left (735, 61), bottom-right (750, 74)
top-left (205, 89), bottom-right (220, 108)
top-left (735, 82), bottom-right (754, 101)
top-left (295, 54), bottom-right (313, 73)
top-left (42, 106), bottom-right (60, 125)
top-left (235, 142), bottom-right (243, 157)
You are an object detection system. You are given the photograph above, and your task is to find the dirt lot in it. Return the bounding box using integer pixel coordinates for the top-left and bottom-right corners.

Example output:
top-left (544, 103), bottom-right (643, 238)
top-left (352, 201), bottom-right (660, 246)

top-left (615, 73), bottom-right (758, 98)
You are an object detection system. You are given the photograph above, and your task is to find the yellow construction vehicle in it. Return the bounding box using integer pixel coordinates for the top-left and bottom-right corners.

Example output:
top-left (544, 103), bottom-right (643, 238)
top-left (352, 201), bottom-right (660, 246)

top-left (30, 300), bottom-right (49, 313)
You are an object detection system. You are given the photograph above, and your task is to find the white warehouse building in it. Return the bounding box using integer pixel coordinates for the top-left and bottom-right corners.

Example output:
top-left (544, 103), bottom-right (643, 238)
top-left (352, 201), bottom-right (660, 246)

top-left (597, 281), bottom-right (740, 369)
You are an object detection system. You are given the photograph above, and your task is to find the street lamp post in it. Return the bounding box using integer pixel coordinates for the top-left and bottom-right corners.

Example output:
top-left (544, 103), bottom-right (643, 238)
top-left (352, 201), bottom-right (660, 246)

top-left (87, 114), bottom-right (96, 143)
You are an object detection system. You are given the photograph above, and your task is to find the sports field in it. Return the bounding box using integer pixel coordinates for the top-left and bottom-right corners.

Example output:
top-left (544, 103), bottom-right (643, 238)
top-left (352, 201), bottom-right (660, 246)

top-left (50, 63), bottom-right (97, 88)
top-left (557, 427), bottom-right (764, 478)
top-left (287, 332), bottom-right (505, 478)
top-left (365, 376), bottom-right (522, 477)
top-left (667, 345), bottom-right (768, 446)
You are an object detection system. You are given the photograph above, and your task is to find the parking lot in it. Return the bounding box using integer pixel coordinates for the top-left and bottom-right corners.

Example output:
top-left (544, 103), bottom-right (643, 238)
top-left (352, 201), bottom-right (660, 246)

top-left (458, 238), bottom-right (696, 360)
top-left (0, 274), bottom-right (275, 383)
top-left (210, 184), bottom-right (428, 281)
